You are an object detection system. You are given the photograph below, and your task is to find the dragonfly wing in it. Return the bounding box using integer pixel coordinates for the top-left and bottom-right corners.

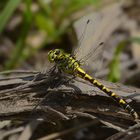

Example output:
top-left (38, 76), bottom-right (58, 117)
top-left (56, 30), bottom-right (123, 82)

top-left (73, 12), bottom-right (101, 60)
top-left (73, 4), bottom-right (123, 76)
top-left (81, 42), bottom-right (105, 76)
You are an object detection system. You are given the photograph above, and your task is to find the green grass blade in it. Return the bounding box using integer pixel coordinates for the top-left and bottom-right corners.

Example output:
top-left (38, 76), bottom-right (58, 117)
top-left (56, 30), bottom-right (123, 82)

top-left (130, 37), bottom-right (140, 44)
top-left (108, 37), bottom-right (140, 82)
top-left (108, 41), bottom-right (127, 82)
top-left (0, 0), bottom-right (21, 33)
top-left (4, 0), bottom-right (32, 70)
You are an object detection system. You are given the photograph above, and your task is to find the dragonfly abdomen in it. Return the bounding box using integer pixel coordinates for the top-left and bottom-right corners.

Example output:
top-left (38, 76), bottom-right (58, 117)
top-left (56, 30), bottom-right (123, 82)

top-left (76, 67), bottom-right (139, 119)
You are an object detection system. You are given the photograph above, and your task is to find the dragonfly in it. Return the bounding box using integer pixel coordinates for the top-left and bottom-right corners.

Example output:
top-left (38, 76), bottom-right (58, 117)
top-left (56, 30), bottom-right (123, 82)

top-left (47, 13), bottom-right (139, 120)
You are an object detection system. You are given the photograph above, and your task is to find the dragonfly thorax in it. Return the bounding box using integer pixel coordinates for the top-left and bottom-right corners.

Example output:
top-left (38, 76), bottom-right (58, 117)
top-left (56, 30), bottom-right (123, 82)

top-left (48, 49), bottom-right (80, 74)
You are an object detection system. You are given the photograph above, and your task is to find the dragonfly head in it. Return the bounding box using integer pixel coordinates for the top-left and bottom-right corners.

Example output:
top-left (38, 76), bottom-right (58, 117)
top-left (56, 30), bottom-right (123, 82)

top-left (48, 49), bottom-right (62, 62)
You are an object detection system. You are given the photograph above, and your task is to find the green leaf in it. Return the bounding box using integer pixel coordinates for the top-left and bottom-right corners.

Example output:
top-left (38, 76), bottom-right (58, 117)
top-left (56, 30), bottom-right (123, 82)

top-left (4, 0), bottom-right (32, 70)
top-left (61, 0), bottom-right (100, 18)
top-left (35, 13), bottom-right (58, 42)
top-left (108, 41), bottom-right (127, 82)
top-left (108, 37), bottom-right (140, 82)
top-left (0, 0), bottom-right (21, 33)
top-left (130, 37), bottom-right (140, 44)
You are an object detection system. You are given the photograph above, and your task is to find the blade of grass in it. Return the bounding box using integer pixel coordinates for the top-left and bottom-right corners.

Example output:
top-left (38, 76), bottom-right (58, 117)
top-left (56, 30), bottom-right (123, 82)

top-left (60, 0), bottom-right (100, 19)
top-left (0, 0), bottom-right (21, 34)
top-left (4, 0), bottom-right (32, 70)
top-left (130, 37), bottom-right (140, 44)
top-left (108, 37), bottom-right (140, 82)
top-left (108, 41), bottom-right (127, 82)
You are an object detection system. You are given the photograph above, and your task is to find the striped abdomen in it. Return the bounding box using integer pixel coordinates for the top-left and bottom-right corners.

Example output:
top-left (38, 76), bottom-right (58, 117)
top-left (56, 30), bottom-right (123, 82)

top-left (76, 67), bottom-right (139, 119)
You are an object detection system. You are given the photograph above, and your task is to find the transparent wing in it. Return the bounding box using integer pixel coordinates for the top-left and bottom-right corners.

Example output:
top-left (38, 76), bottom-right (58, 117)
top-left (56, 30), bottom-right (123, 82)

top-left (73, 13), bottom-right (104, 75)
top-left (73, 4), bottom-right (122, 76)
top-left (73, 12), bottom-right (102, 60)
top-left (79, 42), bottom-right (105, 76)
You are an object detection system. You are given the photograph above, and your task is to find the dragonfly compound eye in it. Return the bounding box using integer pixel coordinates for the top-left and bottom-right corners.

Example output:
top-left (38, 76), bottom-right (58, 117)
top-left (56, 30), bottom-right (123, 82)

top-left (48, 50), bottom-right (52, 54)
top-left (55, 49), bottom-right (60, 55)
top-left (48, 51), bottom-right (55, 62)
top-left (51, 55), bottom-right (54, 59)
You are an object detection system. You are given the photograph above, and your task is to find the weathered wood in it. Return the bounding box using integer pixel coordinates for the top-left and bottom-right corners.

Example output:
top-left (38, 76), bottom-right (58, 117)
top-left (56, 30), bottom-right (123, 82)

top-left (0, 70), bottom-right (139, 127)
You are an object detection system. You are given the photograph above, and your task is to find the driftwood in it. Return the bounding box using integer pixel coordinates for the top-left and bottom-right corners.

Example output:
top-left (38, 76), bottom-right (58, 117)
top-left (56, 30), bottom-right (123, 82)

top-left (0, 69), bottom-right (140, 139)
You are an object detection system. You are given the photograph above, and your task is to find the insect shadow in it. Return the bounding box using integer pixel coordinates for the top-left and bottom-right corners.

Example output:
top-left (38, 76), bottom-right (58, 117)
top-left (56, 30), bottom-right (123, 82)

top-left (30, 67), bottom-right (83, 117)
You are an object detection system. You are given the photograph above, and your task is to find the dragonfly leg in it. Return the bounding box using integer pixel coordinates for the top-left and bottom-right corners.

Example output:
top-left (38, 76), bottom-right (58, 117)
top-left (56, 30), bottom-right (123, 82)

top-left (64, 75), bottom-right (76, 84)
